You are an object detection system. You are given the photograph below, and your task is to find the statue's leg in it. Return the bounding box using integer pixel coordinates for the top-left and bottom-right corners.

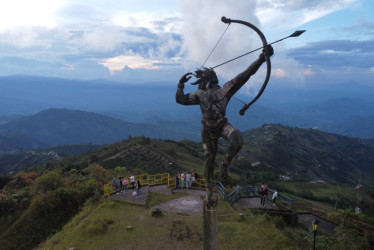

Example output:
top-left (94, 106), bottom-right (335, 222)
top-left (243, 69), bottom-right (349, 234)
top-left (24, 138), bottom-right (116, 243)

top-left (202, 128), bottom-right (218, 203)
top-left (220, 123), bottom-right (243, 181)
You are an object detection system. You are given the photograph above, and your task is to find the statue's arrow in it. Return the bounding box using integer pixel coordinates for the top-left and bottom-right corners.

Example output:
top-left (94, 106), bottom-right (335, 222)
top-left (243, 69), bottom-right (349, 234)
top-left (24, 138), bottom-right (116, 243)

top-left (211, 30), bottom-right (306, 69)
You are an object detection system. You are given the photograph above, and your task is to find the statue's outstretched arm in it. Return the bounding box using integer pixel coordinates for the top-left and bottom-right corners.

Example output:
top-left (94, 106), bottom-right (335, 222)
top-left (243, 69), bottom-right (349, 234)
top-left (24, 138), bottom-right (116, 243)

top-left (223, 45), bottom-right (273, 99)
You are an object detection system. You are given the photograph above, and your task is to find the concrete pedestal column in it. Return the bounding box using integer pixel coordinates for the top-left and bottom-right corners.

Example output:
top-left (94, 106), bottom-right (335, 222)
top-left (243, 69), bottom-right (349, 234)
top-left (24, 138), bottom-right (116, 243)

top-left (203, 197), bottom-right (218, 250)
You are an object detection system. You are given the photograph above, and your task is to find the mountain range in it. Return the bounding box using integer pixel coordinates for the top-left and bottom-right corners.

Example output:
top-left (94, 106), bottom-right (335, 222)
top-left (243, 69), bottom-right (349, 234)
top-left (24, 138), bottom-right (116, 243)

top-left (1, 75), bottom-right (374, 141)
top-left (0, 108), bottom-right (201, 150)
top-left (1, 122), bottom-right (373, 186)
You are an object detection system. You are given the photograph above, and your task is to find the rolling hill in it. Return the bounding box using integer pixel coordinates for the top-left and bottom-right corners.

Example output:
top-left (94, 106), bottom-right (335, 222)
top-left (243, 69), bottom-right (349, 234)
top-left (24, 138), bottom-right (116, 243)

top-left (3, 124), bottom-right (372, 185)
top-left (231, 124), bottom-right (374, 185)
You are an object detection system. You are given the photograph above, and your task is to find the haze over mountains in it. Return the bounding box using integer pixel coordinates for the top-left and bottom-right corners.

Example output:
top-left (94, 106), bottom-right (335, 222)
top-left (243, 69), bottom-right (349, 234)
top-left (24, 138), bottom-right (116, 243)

top-left (1, 75), bottom-right (373, 145)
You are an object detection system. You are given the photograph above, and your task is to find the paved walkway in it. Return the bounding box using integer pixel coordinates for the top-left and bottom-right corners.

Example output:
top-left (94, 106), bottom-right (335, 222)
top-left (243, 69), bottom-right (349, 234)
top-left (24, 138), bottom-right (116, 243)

top-left (110, 185), bottom-right (206, 216)
top-left (109, 185), bottom-right (337, 234)
top-left (235, 197), bottom-right (278, 209)
top-left (151, 188), bottom-right (206, 216)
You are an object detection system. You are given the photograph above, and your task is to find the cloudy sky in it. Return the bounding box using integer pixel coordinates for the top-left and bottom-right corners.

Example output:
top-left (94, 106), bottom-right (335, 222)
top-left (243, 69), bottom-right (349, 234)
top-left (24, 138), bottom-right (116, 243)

top-left (0, 0), bottom-right (373, 88)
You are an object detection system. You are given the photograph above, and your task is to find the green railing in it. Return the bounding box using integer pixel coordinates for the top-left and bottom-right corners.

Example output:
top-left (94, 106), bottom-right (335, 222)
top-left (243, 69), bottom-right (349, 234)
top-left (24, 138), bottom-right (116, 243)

top-left (218, 182), bottom-right (293, 209)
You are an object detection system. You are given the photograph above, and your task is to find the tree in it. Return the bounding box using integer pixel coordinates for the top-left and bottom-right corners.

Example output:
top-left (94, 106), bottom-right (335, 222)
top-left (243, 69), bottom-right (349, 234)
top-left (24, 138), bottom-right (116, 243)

top-left (31, 171), bottom-right (63, 194)
top-left (114, 166), bottom-right (127, 176)
top-left (85, 163), bottom-right (111, 183)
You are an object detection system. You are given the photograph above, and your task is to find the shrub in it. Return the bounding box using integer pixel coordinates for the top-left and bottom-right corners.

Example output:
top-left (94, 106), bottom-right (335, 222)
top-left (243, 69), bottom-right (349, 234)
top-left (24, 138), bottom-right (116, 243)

top-left (114, 166), bottom-right (127, 176)
top-left (5, 172), bottom-right (38, 189)
top-left (0, 187), bottom-right (83, 250)
top-left (31, 171), bottom-right (63, 194)
top-left (0, 198), bottom-right (17, 216)
top-left (272, 215), bottom-right (286, 229)
top-left (79, 178), bottom-right (101, 199)
top-left (0, 175), bottom-right (13, 189)
top-left (85, 163), bottom-right (112, 183)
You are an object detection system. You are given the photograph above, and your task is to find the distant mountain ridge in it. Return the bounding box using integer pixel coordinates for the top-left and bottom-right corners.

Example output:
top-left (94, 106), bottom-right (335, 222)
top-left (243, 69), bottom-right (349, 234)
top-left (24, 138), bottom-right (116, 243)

top-left (1, 75), bottom-right (374, 139)
top-left (0, 108), bottom-right (200, 149)
top-left (0, 133), bottom-right (46, 154)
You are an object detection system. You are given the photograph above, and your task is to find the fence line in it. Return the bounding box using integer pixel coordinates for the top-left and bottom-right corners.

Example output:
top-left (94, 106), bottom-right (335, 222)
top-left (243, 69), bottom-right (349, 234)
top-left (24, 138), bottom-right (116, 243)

top-left (293, 202), bottom-right (374, 237)
top-left (103, 173), bottom-right (206, 198)
top-left (102, 175), bottom-right (374, 236)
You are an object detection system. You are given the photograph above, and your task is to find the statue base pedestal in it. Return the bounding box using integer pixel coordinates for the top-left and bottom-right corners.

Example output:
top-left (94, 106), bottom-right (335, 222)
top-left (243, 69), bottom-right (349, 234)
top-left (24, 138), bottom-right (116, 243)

top-left (203, 198), bottom-right (218, 250)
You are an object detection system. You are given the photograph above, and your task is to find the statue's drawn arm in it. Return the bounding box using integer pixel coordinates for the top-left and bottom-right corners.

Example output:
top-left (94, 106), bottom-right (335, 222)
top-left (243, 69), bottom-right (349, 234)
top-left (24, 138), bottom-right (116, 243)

top-left (176, 88), bottom-right (200, 105)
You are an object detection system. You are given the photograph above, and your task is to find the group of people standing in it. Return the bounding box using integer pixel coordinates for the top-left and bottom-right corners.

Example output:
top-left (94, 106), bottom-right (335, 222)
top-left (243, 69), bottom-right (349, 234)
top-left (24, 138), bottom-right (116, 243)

top-left (175, 169), bottom-right (199, 190)
top-left (113, 174), bottom-right (142, 197)
top-left (259, 183), bottom-right (278, 206)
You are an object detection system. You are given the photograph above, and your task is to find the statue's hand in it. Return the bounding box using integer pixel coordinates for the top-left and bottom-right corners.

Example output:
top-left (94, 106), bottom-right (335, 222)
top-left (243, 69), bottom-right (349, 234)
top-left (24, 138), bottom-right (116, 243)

top-left (259, 45), bottom-right (274, 61)
top-left (179, 72), bottom-right (192, 84)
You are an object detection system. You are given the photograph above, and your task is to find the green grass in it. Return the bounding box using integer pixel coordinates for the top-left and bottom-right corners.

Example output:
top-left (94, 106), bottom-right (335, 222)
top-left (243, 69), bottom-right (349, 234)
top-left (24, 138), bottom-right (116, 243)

top-left (44, 197), bottom-right (203, 250)
top-left (44, 191), bottom-right (310, 250)
top-left (278, 182), bottom-right (355, 196)
top-left (275, 181), bottom-right (356, 209)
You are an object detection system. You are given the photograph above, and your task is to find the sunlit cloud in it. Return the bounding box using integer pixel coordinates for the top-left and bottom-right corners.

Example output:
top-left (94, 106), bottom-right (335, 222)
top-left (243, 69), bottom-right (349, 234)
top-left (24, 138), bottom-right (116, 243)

top-left (273, 68), bottom-right (287, 78)
top-left (304, 68), bottom-right (314, 77)
top-left (99, 53), bottom-right (162, 72)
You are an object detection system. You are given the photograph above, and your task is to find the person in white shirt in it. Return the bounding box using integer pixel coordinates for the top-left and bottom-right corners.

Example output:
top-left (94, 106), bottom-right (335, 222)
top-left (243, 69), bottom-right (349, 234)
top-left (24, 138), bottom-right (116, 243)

top-left (130, 175), bottom-right (135, 189)
top-left (186, 172), bottom-right (191, 190)
top-left (272, 189), bottom-right (278, 205)
top-left (180, 172), bottom-right (185, 189)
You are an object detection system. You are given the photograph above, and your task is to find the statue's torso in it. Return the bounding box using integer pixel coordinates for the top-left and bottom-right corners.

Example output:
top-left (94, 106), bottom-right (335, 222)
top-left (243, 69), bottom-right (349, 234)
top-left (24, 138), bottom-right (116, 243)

top-left (197, 87), bottom-right (228, 128)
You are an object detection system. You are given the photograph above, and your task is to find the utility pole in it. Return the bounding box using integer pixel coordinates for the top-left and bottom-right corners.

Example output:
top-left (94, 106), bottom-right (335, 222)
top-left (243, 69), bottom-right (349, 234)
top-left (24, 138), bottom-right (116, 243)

top-left (335, 193), bottom-right (338, 212)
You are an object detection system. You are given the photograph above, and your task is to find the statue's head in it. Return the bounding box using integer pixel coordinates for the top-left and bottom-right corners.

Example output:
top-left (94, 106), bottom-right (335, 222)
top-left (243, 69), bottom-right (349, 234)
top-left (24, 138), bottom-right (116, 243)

top-left (191, 67), bottom-right (218, 90)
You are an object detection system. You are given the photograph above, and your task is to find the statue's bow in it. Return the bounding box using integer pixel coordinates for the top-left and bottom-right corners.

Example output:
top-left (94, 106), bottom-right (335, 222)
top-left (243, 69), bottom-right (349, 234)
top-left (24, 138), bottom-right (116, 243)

top-left (221, 16), bottom-right (271, 116)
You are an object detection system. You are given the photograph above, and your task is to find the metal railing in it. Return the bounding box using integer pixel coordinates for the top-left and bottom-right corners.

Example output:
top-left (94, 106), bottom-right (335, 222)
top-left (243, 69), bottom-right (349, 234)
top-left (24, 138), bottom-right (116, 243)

top-left (103, 173), bottom-right (170, 197)
top-left (293, 202), bottom-right (374, 237)
top-left (103, 173), bottom-right (206, 197)
top-left (167, 177), bottom-right (206, 190)
top-left (219, 183), bottom-right (293, 209)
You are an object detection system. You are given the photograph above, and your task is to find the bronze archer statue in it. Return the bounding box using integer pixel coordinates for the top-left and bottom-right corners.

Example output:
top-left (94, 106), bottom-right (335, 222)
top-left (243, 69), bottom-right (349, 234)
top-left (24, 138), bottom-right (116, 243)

top-left (176, 45), bottom-right (274, 202)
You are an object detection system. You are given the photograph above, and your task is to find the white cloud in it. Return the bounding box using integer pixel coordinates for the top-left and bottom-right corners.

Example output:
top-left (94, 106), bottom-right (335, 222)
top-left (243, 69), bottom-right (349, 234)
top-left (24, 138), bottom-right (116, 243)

top-left (0, 0), bottom-right (366, 84)
top-left (113, 13), bottom-right (183, 34)
top-left (80, 26), bottom-right (128, 52)
top-left (0, 0), bottom-right (67, 31)
top-left (179, 0), bottom-right (263, 80)
top-left (256, 0), bottom-right (358, 30)
top-left (177, 0), bottom-right (359, 91)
